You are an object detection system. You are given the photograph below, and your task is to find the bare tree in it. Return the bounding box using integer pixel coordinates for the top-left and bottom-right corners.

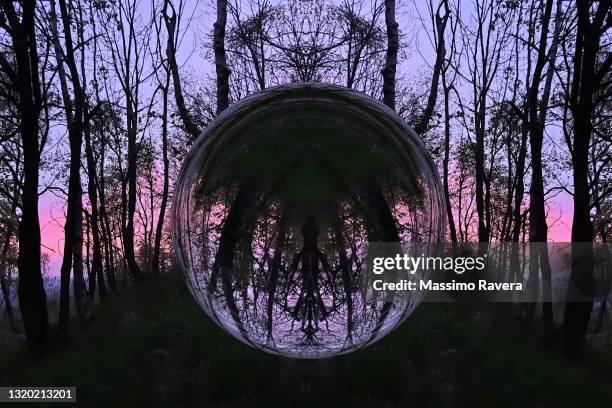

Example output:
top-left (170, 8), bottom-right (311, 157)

top-left (413, 0), bottom-right (449, 135)
top-left (76, 0), bottom-right (107, 301)
top-left (226, 0), bottom-right (272, 92)
top-left (163, 0), bottom-right (202, 138)
top-left (460, 0), bottom-right (513, 243)
top-left (97, 0), bottom-right (155, 281)
top-left (563, 0), bottom-right (611, 358)
top-left (49, 0), bottom-right (92, 333)
top-left (440, 0), bottom-right (460, 242)
top-left (0, 0), bottom-right (48, 355)
top-left (521, 0), bottom-right (562, 338)
top-left (215, 0), bottom-right (231, 113)
top-left (381, 0), bottom-right (398, 110)
top-left (151, 2), bottom-right (172, 275)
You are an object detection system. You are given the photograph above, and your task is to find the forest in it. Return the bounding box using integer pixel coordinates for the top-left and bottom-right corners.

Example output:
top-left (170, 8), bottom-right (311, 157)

top-left (0, 0), bottom-right (610, 384)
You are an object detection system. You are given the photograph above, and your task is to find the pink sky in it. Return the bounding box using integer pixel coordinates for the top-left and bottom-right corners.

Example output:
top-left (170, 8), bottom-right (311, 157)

top-left (38, 190), bottom-right (574, 276)
top-left (39, 193), bottom-right (67, 275)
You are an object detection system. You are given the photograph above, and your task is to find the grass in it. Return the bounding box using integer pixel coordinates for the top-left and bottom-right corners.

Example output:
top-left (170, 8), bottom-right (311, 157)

top-left (1, 272), bottom-right (611, 407)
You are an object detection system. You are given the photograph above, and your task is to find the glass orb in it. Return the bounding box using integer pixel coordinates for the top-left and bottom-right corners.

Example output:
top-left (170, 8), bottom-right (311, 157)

top-left (173, 83), bottom-right (445, 358)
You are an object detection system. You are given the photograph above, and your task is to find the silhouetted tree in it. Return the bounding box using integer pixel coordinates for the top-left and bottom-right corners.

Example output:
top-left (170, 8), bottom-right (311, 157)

top-left (381, 0), bottom-right (398, 110)
top-left (563, 0), bottom-right (611, 358)
top-left (0, 0), bottom-right (49, 356)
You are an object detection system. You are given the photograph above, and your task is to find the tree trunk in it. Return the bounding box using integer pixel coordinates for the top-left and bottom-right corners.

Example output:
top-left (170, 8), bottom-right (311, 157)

top-left (563, 0), bottom-right (609, 358)
top-left (123, 96), bottom-right (144, 281)
top-left (474, 103), bottom-right (488, 243)
top-left (0, 215), bottom-right (18, 333)
top-left (5, 0), bottom-right (49, 355)
top-left (414, 0), bottom-right (448, 135)
top-left (152, 74), bottom-right (171, 275)
top-left (84, 123), bottom-right (106, 299)
top-left (71, 178), bottom-right (90, 325)
top-left (51, 2), bottom-right (74, 336)
top-left (86, 217), bottom-right (93, 297)
top-left (163, 2), bottom-right (201, 139)
top-left (524, 0), bottom-right (554, 336)
top-left (214, 0), bottom-right (230, 114)
top-left (441, 69), bottom-right (457, 243)
top-left (53, 0), bottom-right (92, 331)
top-left (98, 138), bottom-right (117, 291)
top-left (382, 0), bottom-right (398, 111)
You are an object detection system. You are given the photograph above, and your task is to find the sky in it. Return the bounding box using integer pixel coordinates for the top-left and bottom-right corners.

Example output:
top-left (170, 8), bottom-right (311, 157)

top-left (36, 0), bottom-right (574, 276)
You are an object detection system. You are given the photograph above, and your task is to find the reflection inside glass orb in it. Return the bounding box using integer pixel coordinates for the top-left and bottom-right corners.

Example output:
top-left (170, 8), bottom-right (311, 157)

top-left (173, 83), bottom-right (444, 358)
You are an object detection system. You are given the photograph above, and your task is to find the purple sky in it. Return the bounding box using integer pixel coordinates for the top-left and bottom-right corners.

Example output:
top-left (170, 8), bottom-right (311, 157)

top-left (37, 0), bottom-right (574, 275)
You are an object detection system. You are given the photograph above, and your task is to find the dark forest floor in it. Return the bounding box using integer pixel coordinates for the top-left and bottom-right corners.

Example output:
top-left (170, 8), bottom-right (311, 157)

top-left (1, 273), bottom-right (611, 407)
